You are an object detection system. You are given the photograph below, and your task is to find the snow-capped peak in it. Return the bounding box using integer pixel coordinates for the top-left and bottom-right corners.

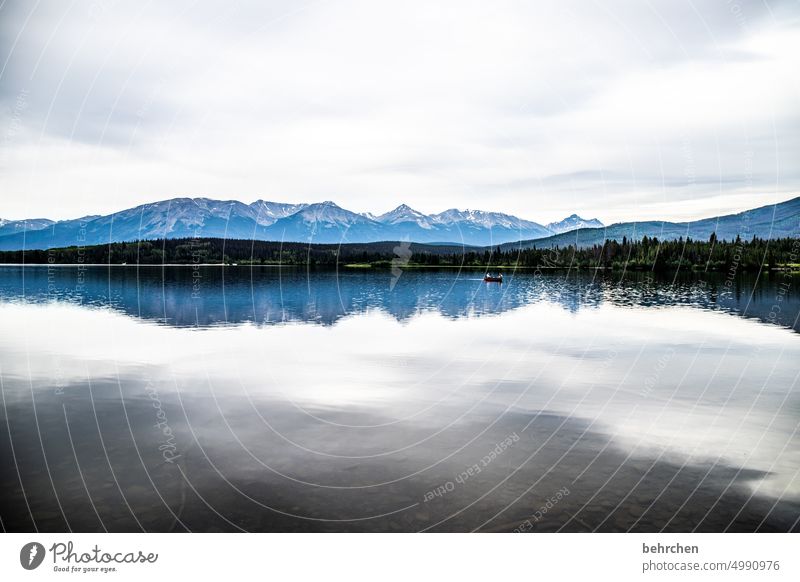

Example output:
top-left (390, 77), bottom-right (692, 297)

top-left (0, 218), bottom-right (56, 234)
top-left (546, 214), bottom-right (604, 234)
top-left (249, 200), bottom-right (308, 225)
top-left (376, 204), bottom-right (436, 228)
top-left (293, 201), bottom-right (370, 226)
top-left (433, 208), bottom-right (540, 230)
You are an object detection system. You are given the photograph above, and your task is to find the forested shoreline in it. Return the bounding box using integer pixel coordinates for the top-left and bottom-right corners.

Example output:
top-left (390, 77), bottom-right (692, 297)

top-left (0, 235), bottom-right (798, 272)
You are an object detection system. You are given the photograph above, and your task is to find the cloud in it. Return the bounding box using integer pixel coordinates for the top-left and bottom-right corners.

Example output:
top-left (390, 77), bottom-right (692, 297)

top-left (0, 0), bottom-right (798, 223)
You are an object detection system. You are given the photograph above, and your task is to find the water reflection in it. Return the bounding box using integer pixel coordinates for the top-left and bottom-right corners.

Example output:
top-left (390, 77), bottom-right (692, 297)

top-left (1, 265), bottom-right (798, 332)
top-left (0, 266), bottom-right (798, 532)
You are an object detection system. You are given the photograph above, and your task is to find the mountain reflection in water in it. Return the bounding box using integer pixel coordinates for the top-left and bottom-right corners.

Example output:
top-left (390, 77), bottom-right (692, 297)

top-left (1, 265), bottom-right (798, 332)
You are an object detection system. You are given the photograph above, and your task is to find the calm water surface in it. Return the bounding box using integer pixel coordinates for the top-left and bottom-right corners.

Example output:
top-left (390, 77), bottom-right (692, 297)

top-left (1, 265), bottom-right (799, 532)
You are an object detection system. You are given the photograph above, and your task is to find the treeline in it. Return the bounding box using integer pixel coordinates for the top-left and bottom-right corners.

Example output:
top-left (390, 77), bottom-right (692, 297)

top-left (0, 238), bottom-right (461, 266)
top-left (412, 234), bottom-right (799, 271)
top-left (1, 234), bottom-right (798, 271)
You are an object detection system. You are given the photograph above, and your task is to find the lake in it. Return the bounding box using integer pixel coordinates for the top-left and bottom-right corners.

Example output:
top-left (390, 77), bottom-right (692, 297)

top-left (0, 265), bottom-right (798, 532)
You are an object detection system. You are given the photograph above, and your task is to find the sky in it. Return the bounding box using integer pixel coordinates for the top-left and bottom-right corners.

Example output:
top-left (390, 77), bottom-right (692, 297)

top-left (0, 0), bottom-right (798, 224)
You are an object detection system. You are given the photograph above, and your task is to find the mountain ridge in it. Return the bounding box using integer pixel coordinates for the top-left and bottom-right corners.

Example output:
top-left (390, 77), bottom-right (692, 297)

top-left (499, 196), bottom-right (800, 251)
top-left (0, 198), bottom-right (593, 249)
top-left (1, 196), bottom-right (797, 251)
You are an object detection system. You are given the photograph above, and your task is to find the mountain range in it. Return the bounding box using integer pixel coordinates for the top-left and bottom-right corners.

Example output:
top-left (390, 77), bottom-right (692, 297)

top-left (0, 198), bottom-right (602, 250)
top-left (0, 196), bottom-right (797, 251)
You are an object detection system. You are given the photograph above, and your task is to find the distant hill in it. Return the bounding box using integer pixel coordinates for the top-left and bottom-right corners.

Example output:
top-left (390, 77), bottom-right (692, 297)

top-left (499, 197), bottom-right (800, 250)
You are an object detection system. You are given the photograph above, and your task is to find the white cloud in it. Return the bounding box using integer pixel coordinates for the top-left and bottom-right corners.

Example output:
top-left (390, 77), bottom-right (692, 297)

top-left (0, 0), bottom-right (798, 223)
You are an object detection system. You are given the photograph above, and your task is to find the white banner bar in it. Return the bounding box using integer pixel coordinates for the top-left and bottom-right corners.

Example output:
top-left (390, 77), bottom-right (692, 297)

top-left (1, 533), bottom-right (796, 581)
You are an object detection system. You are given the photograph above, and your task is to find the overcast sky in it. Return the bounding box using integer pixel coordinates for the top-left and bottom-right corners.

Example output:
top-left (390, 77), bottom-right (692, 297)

top-left (1, 0), bottom-right (798, 224)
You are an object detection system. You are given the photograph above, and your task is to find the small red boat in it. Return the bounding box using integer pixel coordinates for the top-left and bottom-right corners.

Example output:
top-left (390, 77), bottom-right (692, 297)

top-left (484, 273), bottom-right (503, 283)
